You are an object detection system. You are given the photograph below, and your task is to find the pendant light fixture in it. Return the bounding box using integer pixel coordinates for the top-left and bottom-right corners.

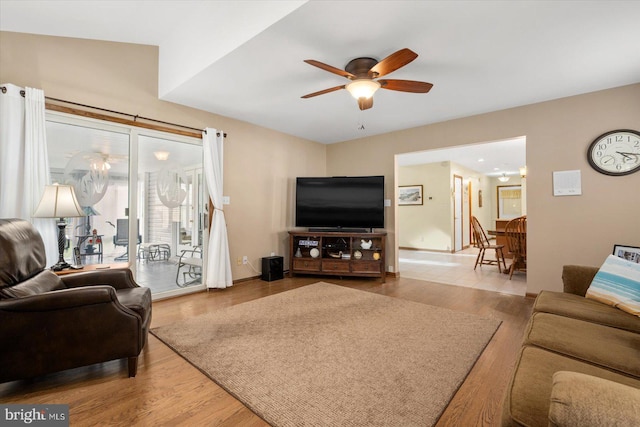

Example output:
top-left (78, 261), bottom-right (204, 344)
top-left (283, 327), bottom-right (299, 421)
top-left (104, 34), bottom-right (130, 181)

top-left (498, 173), bottom-right (510, 183)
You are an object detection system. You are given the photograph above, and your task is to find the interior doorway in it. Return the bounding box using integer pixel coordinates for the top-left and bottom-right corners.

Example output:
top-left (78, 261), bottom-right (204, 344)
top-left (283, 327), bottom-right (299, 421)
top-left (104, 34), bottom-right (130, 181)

top-left (395, 136), bottom-right (527, 292)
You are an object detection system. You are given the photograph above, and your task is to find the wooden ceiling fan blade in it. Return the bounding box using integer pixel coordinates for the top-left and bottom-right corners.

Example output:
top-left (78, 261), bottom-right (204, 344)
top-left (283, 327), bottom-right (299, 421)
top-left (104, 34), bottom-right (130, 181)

top-left (378, 79), bottom-right (433, 93)
top-left (304, 59), bottom-right (355, 79)
top-left (358, 97), bottom-right (373, 111)
top-left (301, 85), bottom-right (346, 99)
top-left (368, 48), bottom-right (418, 78)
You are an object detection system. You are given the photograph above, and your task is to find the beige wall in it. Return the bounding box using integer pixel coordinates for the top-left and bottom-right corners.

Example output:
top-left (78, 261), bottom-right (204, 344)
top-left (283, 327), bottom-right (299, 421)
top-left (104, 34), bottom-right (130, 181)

top-left (398, 162), bottom-right (452, 251)
top-left (469, 172), bottom-right (495, 243)
top-left (328, 83), bottom-right (640, 293)
top-left (3, 31), bottom-right (639, 292)
top-left (0, 31), bottom-right (326, 281)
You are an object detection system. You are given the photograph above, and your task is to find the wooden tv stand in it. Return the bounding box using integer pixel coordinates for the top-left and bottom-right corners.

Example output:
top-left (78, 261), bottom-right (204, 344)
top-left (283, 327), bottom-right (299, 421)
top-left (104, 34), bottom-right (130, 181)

top-left (289, 231), bottom-right (386, 282)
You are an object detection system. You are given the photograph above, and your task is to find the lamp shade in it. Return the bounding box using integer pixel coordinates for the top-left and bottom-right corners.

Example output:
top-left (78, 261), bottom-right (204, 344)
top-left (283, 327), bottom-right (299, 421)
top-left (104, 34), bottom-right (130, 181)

top-left (345, 79), bottom-right (381, 100)
top-left (33, 184), bottom-right (85, 218)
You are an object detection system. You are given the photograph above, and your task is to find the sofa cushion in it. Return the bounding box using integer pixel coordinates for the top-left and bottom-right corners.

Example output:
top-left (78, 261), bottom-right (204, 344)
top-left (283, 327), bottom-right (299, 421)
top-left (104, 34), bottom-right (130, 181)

top-left (503, 346), bottom-right (640, 427)
top-left (115, 287), bottom-right (151, 322)
top-left (523, 312), bottom-right (640, 377)
top-left (586, 254), bottom-right (640, 317)
top-left (533, 290), bottom-right (640, 333)
top-left (549, 371), bottom-right (640, 427)
top-left (0, 270), bottom-right (66, 299)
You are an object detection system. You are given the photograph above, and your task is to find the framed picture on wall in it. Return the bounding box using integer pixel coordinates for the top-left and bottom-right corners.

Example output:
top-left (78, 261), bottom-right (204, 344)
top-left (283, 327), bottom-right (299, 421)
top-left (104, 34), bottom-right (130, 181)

top-left (612, 244), bottom-right (640, 263)
top-left (398, 185), bottom-right (423, 205)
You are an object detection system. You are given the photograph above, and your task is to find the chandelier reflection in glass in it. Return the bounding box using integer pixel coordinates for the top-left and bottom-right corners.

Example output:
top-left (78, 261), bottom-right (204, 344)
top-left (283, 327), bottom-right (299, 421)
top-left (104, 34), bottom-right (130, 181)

top-left (156, 166), bottom-right (188, 208)
top-left (63, 152), bottom-right (111, 206)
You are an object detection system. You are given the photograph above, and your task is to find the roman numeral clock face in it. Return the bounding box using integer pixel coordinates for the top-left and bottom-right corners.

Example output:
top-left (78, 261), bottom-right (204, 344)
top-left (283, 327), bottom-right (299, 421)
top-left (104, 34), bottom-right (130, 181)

top-left (588, 129), bottom-right (640, 176)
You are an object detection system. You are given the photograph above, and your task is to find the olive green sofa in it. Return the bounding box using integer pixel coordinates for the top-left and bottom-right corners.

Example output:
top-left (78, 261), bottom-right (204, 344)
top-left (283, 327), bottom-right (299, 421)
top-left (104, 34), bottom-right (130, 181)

top-left (502, 265), bottom-right (640, 426)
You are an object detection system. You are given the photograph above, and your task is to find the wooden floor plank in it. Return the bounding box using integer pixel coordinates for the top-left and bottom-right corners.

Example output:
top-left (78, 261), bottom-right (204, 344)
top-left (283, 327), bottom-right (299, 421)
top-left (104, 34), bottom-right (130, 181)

top-left (0, 276), bottom-right (533, 426)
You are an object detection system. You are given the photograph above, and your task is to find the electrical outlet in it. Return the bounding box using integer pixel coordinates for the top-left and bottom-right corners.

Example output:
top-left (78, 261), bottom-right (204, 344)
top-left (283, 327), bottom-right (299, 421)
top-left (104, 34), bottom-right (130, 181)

top-left (242, 256), bottom-right (248, 265)
top-left (236, 257), bottom-right (242, 265)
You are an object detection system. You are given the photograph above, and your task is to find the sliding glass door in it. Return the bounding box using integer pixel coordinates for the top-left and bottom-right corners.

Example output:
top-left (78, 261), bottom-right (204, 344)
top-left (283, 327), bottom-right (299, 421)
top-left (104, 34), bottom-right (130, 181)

top-left (135, 133), bottom-right (206, 294)
top-left (45, 112), bottom-right (206, 299)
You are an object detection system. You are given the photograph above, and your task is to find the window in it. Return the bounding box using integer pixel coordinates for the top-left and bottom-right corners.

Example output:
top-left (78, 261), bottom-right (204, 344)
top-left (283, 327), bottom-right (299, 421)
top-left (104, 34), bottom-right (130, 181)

top-left (497, 185), bottom-right (522, 219)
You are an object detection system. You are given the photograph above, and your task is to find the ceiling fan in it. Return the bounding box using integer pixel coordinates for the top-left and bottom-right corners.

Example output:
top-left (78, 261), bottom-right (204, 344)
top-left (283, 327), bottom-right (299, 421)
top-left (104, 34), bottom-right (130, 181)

top-left (301, 48), bottom-right (433, 111)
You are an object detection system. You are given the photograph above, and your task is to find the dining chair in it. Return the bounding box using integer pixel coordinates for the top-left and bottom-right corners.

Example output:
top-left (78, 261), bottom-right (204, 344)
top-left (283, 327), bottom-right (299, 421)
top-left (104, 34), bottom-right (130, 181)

top-left (471, 216), bottom-right (507, 273)
top-left (504, 215), bottom-right (527, 279)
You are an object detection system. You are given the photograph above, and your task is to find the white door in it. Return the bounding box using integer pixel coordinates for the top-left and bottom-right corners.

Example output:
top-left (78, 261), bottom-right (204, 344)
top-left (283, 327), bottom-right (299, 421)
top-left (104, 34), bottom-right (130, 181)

top-left (454, 175), bottom-right (463, 252)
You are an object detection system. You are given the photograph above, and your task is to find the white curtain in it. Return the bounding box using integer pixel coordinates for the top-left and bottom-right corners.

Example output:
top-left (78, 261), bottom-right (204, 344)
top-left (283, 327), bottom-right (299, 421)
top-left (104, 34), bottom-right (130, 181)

top-left (203, 128), bottom-right (233, 289)
top-left (0, 83), bottom-right (58, 264)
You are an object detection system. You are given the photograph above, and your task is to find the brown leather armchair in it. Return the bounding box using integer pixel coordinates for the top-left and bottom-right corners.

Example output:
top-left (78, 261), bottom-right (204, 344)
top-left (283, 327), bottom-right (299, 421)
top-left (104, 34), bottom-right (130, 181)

top-left (0, 218), bottom-right (152, 383)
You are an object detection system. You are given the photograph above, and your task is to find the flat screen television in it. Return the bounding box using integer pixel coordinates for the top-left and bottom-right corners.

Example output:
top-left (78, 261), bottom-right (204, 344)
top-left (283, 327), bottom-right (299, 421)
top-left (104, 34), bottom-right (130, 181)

top-left (295, 176), bottom-right (385, 230)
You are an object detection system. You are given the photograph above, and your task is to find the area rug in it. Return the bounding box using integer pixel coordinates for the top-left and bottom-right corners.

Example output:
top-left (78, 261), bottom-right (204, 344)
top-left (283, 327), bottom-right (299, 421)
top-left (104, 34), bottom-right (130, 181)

top-left (151, 282), bottom-right (501, 427)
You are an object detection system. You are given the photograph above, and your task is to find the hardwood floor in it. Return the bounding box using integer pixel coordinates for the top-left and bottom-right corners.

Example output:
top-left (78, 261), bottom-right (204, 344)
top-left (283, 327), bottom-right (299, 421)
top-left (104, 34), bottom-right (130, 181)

top-left (0, 276), bottom-right (534, 426)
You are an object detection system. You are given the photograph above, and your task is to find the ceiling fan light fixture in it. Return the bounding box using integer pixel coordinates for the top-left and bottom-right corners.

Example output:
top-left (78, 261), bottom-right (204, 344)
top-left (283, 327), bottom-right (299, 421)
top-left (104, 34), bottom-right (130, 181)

top-left (345, 79), bottom-right (381, 100)
top-left (91, 157), bottom-right (111, 171)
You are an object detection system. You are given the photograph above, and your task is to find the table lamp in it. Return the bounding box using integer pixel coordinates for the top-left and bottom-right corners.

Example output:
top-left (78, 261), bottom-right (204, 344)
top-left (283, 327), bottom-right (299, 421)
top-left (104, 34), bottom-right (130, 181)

top-left (33, 184), bottom-right (85, 271)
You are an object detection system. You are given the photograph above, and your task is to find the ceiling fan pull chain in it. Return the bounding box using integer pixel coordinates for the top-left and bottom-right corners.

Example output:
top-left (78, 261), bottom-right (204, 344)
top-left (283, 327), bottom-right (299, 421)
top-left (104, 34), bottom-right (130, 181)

top-left (357, 110), bottom-right (366, 131)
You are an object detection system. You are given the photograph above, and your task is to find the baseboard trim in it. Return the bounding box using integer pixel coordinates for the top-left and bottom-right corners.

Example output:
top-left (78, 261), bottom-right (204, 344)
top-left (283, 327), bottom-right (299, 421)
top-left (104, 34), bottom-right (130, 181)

top-left (233, 274), bottom-right (262, 285)
top-left (399, 246), bottom-right (472, 254)
top-left (400, 246), bottom-right (451, 253)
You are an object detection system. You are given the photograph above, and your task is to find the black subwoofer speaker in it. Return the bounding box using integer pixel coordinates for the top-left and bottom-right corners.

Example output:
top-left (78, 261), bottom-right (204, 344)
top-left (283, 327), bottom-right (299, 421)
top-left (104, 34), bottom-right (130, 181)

top-left (261, 256), bottom-right (284, 281)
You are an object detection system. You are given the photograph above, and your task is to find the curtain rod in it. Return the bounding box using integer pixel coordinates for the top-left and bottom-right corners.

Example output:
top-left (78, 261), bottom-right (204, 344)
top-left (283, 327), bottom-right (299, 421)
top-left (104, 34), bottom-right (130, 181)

top-left (0, 86), bottom-right (227, 138)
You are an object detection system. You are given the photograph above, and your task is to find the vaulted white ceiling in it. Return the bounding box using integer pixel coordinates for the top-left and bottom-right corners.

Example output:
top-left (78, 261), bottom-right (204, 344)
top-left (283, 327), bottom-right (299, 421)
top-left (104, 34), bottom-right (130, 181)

top-left (2, 1), bottom-right (639, 157)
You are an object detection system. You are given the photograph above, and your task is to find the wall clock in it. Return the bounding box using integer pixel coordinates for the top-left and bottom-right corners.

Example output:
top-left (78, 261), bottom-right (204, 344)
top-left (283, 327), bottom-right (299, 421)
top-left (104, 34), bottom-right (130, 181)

top-left (587, 129), bottom-right (640, 176)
